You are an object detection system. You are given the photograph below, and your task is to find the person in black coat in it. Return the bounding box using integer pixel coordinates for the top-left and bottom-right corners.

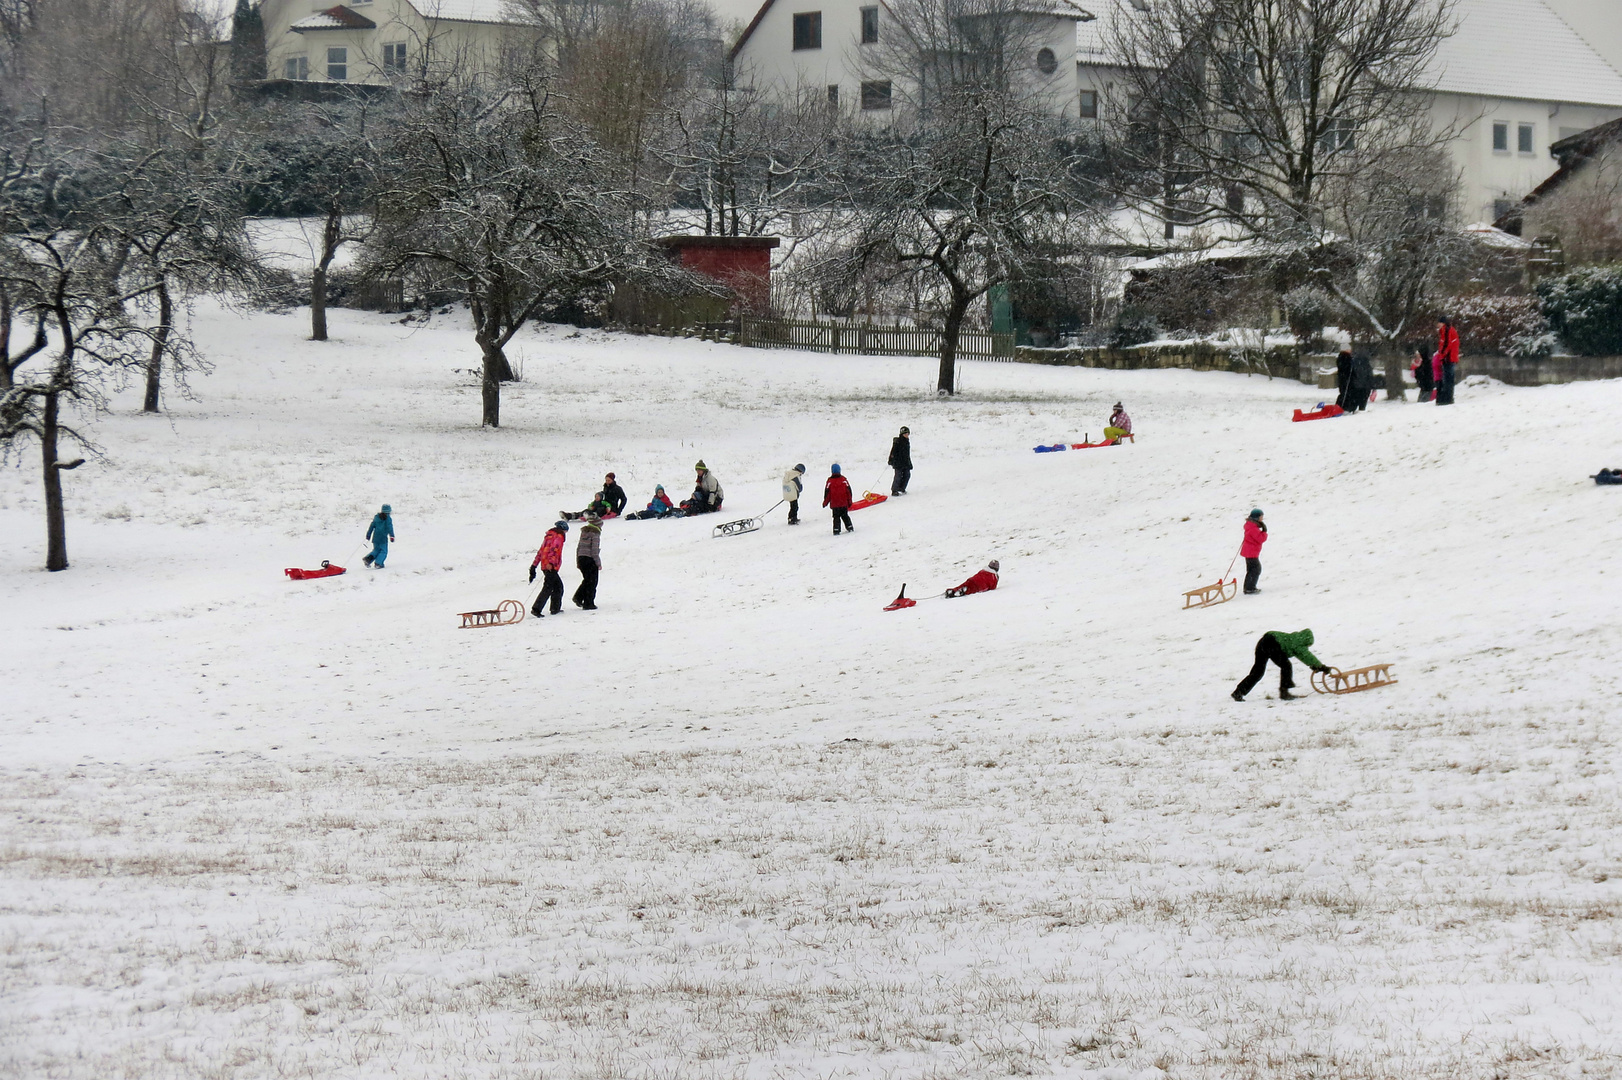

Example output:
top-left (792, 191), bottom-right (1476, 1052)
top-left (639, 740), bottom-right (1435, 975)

top-left (888, 426), bottom-right (912, 496)
top-left (600, 473), bottom-right (627, 515)
top-left (1345, 352), bottom-right (1374, 412)
top-left (1334, 349), bottom-right (1353, 410)
top-left (1409, 344), bottom-right (1435, 402)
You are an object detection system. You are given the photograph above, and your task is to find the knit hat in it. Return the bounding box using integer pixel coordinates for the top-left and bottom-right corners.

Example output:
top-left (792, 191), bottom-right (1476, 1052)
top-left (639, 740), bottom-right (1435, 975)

top-left (988, 559), bottom-right (1000, 571)
top-left (695, 460), bottom-right (707, 470)
top-left (605, 472), bottom-right (615, 481)
top-left (655, 484), bottom-right (665, 491)
top-left (554, 520), bottom-right (568, 531)
top-left (794, 464), bottom-right (805, 473)
top-left (831, 463), bottom-right (841, 474)
top-left (900, 426), bottom-right (910, 435)
top-left (1248, 507), bottom-right (1263, 519)
top-left (584, 512), bottom-right (600, 523)
top-left (380, 504), bottom-right (391, 514)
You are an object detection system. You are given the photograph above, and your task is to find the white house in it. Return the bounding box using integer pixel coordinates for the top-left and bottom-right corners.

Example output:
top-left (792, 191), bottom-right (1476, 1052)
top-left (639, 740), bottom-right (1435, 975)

top-left (733, 0), bottom-right (1622, 229)
top-left (258, 0), bottom-right (538, 86)
top-left (728, 0), bottom-right (1097, 117)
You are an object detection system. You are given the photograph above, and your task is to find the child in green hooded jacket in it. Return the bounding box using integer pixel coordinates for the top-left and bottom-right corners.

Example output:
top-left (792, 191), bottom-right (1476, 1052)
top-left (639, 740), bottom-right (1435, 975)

top-left (1232, 629), bottom-right (1329, 701)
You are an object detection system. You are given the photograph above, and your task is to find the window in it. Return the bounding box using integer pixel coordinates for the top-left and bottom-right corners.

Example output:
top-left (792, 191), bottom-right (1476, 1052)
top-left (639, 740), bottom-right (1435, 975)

top-left (1318, 117), bottom-right (1355, 154)
top-left (792, 12), bottom-right (821, 50)
top-left (1518, 122), bottom-right (1534, 154)
top-left (383, 42), bottom-right (407, 72)
top-left (860, 79), bottom-right (892, 110)
top-left (860, 5), bottom-right (878, 44)
top-left (1493, 197), bottom-right (1516, 222)
top-left (326, 46), bottom-right (347, 81)
top-left (1078, 89), bottom-right (1097, 118)
top-left (284, 55), bottom-right (308, 80)
top-left (1036, 47), bottom-right (1057, 74)
top-left (827, 84), bottom-right (839, 106)
top-left (1491, 121), bottom-right (1508, 151)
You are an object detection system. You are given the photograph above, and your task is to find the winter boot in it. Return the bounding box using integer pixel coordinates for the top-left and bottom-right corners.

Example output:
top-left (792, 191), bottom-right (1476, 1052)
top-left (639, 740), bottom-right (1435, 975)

top-left (363, 553), bottom-right (375, 567)
top-left (1280, 689), bottom-right (1298, 700)
top-left (1230, 690), bottom-right (1244, 701)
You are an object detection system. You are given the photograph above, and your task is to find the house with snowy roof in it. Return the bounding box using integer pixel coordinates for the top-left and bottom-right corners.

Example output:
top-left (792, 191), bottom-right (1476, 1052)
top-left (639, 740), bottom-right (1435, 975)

top-left (732, 0), bottom-right (1622, 229)
top-left (259, 0), bottom-right (539, 86)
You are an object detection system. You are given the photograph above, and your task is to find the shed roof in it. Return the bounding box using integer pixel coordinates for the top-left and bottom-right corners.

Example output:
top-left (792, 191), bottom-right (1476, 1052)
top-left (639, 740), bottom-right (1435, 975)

top-left (289, 5), bottom-right (378, 31)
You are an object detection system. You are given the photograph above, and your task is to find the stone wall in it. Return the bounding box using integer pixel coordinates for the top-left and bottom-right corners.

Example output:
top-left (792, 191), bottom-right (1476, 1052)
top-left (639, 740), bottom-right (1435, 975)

top-left (1013, 343), bottom-right (1622, 388)
top-left (1013, 342), bottom-right (1303, 380)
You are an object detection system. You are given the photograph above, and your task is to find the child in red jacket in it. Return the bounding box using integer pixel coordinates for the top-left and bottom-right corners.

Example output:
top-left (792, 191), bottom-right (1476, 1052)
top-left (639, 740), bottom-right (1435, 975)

top-left (945, 560), bottom-right (999, 597)
top-left (528, 521), bottom-right (568, 616)
top-left (824, 464), bottom-right (855, 535)
top-left (1241, 508), bottom-right (1267, 594)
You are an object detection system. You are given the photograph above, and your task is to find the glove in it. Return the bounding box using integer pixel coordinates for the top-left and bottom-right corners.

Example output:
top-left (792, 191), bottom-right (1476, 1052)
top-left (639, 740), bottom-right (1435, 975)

top-left (528, 566), bottom-right (536, 583)
top-left (1315, 665), bottom-right (1331, 673)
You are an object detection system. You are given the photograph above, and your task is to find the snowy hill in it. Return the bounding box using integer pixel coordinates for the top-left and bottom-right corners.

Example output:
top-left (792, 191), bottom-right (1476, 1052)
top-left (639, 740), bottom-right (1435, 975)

top-left (1, 303), bottom-right (1618, 1079)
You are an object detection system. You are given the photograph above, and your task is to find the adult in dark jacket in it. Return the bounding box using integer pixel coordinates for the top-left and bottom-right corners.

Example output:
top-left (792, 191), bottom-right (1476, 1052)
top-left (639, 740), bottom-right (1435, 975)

top-left (1334, 349), bottom-right (1353, 410)
top-left (1232, 629), bottom-right (1329, 701)
top-left (888, 427), bottom-right (912, 496)
top-left (600, 473), bottom-right (627, 515)
top-left (1345, 352), bottom-right (1374, 412)
top-left (824, 464), bottom-right (854, 535)
top-left (573, 514), bottom-right (602, 609)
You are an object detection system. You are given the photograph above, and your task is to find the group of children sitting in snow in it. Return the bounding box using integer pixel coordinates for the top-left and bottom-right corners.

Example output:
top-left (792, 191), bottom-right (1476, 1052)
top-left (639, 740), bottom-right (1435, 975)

top-left (562, 462), bottom-right (726, 522)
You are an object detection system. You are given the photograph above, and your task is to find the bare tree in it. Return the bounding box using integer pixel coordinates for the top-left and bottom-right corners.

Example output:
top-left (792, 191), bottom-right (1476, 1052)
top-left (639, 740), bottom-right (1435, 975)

top-left (365, 67), bottom-right (643, 428)
top-left (1107, 0), bottom-right (1456, 241)
top-left (835, 0), bottom-right (1102, 394)
top-left (0, 132), bottom-right (161, 570)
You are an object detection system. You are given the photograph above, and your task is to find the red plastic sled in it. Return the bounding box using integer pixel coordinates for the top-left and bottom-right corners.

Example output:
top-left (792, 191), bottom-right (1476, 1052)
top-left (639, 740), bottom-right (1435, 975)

top-left (1069, 439), bottom-right (1120, 450)
top-left (850, 491), bottom-right (889, 511)
top-left (285, 562), bottom-right (345, 580)
top-left (884, 584), bottom-right (918, 611)
top-left (1292, 403), bottom-right (1344, 422)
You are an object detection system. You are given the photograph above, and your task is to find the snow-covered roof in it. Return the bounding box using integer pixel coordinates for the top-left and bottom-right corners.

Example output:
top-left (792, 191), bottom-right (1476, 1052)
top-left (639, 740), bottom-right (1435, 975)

top-left (405, 0), bottom-right (527, 25)
top-left (1430, 0), bottom-right (1622, 107)
top-left (1074, 0), bottom-right (1148, 65)
top-left (1462, 222), bottom-right (1533, 249)
top-left (289, 4), bottom-right (377, 31)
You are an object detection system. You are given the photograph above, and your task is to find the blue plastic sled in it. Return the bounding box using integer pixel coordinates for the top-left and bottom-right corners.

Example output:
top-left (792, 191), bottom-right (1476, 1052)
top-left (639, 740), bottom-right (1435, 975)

top-left (1034, 444), bottom-right (1068, 453)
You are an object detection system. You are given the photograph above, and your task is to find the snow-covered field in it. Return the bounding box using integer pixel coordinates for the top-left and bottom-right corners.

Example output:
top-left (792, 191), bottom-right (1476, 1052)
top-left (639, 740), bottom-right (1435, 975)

top-left (2, 303), bottom-right (1619, 1079)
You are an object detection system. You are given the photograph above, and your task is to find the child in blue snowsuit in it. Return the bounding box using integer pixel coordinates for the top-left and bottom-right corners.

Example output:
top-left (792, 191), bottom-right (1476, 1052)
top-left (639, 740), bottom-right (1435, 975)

top-left (364, 505), bottom-right (394, 567)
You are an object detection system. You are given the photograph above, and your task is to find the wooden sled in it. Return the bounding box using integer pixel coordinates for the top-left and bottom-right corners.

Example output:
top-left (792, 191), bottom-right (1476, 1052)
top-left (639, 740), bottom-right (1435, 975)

top-left (850, 491), bottom-right (888, 511)
top-left (712, 516), bottom-right (762, 538)
top-left (458, 600), bottom-right (525, 628)
top-left (1183, 578), bottom-right (1237, 609)
top-left (1312, 664), bottom-right (1397, 695)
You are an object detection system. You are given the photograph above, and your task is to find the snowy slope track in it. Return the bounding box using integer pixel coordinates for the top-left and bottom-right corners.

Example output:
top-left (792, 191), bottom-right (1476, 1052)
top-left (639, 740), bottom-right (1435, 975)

top-left (1, 303), bottom-right (1619, 1079)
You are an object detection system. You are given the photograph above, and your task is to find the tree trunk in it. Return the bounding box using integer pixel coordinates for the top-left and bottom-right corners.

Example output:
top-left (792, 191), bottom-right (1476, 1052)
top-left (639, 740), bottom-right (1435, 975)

top-left (43, 390), bottom-right (68, 572)
top-left (937, 298), bottom-right (968, 395)
top-left (311, 263), bottom-right (329, 342)
top-left (1378, 340), bottom-right (1407, 401)
top-left (143, 282), bottom-right (172, 413)
top-left (481, 342), bottom-right (503, 427)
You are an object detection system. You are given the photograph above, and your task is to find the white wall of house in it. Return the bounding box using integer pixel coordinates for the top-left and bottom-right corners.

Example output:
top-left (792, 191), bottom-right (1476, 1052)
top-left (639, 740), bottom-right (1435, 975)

top-left (261, 0), bottom-right (535, 85)
top-left (731, 0), bottom-right (1089, 118)
top-left (1436, 94), bottom-right (1622, 223)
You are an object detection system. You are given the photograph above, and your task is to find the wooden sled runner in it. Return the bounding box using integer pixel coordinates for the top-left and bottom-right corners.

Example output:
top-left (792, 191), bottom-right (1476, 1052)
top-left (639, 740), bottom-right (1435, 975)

top-left (1312, 664), bottom-right (1397, 695)
top-left (458, 600), bottom-right (525, 628)
top-left (1183, 578), bottom-right (1237, 609)
top-left (713, 516), bottom-right (762, 537)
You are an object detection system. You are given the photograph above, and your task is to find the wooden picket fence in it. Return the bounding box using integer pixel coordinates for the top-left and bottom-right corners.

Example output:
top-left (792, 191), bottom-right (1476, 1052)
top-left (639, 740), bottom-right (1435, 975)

top-left (739, 317), bottom-right (1016, 360)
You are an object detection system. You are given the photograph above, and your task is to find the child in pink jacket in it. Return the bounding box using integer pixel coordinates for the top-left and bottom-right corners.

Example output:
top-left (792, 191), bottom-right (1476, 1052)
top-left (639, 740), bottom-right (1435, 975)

top-left (1241, 508), bottom-right (1268, 594)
